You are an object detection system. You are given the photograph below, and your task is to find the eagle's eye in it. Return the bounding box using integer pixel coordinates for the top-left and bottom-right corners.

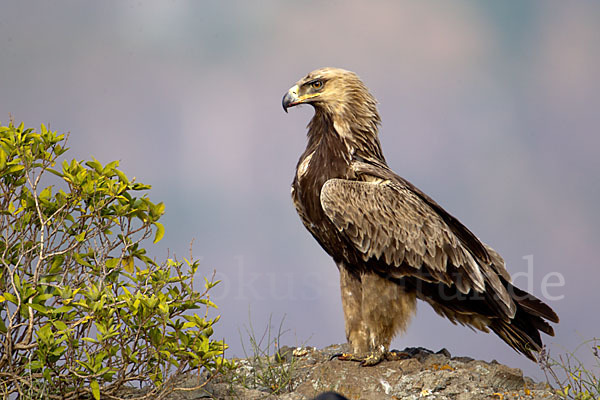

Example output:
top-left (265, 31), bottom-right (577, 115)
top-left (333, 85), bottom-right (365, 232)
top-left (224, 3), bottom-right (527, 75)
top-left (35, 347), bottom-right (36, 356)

top-left (311, 80), bottom-right (323, 90)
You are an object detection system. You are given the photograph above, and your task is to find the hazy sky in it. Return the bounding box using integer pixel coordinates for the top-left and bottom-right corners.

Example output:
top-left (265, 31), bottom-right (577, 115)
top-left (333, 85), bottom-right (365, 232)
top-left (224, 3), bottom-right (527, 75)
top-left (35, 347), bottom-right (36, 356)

top-left (1, 1), bottom-right (599, 380)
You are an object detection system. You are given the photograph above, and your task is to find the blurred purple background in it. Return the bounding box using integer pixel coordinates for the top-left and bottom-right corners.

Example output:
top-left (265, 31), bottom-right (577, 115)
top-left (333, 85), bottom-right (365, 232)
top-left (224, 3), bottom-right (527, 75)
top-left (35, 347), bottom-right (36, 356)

top-left (2, 1), bottom-right (598, 379)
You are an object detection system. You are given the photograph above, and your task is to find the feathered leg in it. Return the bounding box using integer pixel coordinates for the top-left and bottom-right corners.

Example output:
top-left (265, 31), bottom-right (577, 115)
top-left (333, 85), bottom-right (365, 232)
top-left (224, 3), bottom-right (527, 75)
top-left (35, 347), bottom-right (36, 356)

top-left (338, 264), bottom-right (369, 352)
top-left (338, 267), bottom-right (417, 366)
top-left (362, 273), bottom-right (416, 346)
top-left (359, 272), bottom-right (416, 365)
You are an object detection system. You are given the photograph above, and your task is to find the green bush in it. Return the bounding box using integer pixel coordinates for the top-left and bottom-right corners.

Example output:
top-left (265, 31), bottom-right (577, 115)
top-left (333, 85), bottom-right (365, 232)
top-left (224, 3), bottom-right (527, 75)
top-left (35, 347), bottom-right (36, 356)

top-left (539, 339), bottom-right (600, 400)
top-left (0, 122), bottom-right (231, 399)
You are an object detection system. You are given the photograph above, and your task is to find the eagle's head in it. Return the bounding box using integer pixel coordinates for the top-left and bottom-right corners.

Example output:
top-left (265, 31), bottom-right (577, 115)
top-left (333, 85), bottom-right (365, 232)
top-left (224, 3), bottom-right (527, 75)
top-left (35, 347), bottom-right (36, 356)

top-left (283, 67), bottom-right (384, 161)
top-left (282, 68), bottom-right (380, 125)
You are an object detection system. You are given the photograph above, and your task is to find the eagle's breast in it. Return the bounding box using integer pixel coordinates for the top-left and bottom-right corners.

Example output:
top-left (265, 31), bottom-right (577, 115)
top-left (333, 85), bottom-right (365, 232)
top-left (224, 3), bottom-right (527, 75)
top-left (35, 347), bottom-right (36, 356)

top-left (296, 151), bottom-right (314, 181)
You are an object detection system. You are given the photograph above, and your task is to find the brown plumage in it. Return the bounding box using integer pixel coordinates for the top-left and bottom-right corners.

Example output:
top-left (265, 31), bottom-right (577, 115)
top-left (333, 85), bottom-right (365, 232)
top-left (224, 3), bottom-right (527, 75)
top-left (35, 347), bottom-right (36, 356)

top-left (282, 67), bottom-right (558, 364)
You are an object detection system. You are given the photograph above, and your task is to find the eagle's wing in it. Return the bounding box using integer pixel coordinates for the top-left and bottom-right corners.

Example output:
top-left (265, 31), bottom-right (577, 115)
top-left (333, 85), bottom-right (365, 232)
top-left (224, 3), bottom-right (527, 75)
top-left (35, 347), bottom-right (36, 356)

top-left (320, 178), bottom-right (515, 319)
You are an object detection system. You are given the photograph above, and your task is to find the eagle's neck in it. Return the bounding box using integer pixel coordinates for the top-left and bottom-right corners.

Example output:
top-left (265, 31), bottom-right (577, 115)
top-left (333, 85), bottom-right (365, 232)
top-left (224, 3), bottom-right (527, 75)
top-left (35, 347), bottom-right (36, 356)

top-left (305, 110), bottom-right (350, 166)
top-left (306, 106), bottom-right (386, 168)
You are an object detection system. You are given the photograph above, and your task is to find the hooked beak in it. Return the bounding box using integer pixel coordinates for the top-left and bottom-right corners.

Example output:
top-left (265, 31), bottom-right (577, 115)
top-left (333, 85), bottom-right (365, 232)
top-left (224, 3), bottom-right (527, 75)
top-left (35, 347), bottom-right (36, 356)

top-left (282, 85), bottom-right (300, 113)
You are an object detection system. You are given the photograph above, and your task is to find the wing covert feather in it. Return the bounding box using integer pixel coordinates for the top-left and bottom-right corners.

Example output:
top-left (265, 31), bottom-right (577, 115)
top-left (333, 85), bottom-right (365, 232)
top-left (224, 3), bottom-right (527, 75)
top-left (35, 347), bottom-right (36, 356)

top-left (320, 178), bottom-right (515, 317)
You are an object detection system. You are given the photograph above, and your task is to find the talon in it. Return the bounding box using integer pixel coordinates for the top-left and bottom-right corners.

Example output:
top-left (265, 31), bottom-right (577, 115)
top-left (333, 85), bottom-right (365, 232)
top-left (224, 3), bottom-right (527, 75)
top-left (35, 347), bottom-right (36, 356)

top-left (329, 352), bottom-right (352, 361)
top-left (337, 353), bottom-right (356, 361)
top-left (359, 354), bottom-right (382, 367)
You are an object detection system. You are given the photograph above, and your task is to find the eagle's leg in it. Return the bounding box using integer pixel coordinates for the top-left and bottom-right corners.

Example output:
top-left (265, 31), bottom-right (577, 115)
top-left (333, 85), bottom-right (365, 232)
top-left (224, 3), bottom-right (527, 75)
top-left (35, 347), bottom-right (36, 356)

top-left (361, 272), bottom-right (416, 365)
top-left (337, 268), bottom-right (416, 366)
top-left (338, 265), bottom-right (369, 353)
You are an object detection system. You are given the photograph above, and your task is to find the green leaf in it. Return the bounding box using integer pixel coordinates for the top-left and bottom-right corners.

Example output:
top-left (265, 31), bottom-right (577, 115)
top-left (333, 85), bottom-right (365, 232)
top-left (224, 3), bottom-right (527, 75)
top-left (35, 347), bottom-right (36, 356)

top-left (4, 164), bottom-right (24, 175)
top-left (0, 147), bottom-right (7, 170)
top-left (51, 346), bottom-right (67, 357)
top-left (90, 379), bottom-right (100, 400)
top-left (28, 303), bottom-right (48, 314)
top-left (182, 321), bottom-right (197, 329)
top-left (115, 168), bottom-right (129, 184)
top-left (51, 305), bottom-right (74, 314)
top-left (74, 253), bottom-right (92, 267)
top-left (158, 301), bottom-right (169, 315)
top-left (150, 202), bottom-right (165, 219)
top-left (85, 158), bottom-right (103, 174)
top-left (34, 293), bottom-right (54, 302)
top-left (2, 292), bottom-right (17, 304)
top-left (105, 258), bottom-right (120, 270)
top-left (153, 222), bottom-right (164, 243)
top-left (102, 160), bottom-right (119, 175)
top-left (123, 256), bottom-right (134, 274)
top-left (39, 186), bottom-right (52, 200)
top-left (53, 320), bottom-right (69, 331)
top-left (47, 167), bottom-right (64, 178)
top-left (27, 359), bottom-right (43, 370)
top-left (50, 255), bottom-right (65, 273)
top-left (37, 324), bottom-right (53, 341)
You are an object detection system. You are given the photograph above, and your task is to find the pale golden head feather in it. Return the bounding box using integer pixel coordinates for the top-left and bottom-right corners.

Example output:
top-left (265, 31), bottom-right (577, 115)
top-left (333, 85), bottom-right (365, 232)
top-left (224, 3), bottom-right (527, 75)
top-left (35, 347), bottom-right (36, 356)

top-left (283, 67), bottom-right (383, 161)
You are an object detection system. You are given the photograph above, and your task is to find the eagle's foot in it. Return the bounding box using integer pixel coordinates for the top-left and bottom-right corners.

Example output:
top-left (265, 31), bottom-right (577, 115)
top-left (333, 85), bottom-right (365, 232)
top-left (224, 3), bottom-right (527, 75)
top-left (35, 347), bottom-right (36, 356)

top-left (335, 351), bottom-right (382, 366)
top-left (332, 347), bottom-right (397, 366)
top-left (332, 349), bottom-right (411, 366)
top-left (359, 350), bottom-right (385, 366)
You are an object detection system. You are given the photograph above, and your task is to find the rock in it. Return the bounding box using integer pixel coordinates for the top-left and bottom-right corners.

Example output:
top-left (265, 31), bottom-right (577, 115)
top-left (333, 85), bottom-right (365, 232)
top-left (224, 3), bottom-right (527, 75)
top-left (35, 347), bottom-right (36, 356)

top-left (435, 348), bottom-right (451, 358)
top-left (122, 344), bottom-right (560, 399)
top-left (277, 345), bottom-right (295, 363)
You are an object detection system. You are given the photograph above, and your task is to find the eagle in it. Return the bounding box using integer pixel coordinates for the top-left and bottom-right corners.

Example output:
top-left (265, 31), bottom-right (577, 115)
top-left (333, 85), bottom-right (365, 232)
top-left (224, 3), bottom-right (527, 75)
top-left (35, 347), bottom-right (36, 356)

top-left (282, 67), bottom-right (558, 366)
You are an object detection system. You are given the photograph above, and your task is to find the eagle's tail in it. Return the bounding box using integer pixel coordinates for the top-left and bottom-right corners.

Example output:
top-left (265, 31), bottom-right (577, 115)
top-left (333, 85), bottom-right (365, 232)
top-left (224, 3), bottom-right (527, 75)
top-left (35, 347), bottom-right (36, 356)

top-left (489, 284), bottom-right (559, 361)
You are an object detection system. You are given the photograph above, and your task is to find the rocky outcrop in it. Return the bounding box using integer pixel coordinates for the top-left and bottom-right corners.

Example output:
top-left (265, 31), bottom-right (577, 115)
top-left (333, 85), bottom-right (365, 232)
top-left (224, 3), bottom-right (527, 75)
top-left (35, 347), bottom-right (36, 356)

top-left (161, 344), bottom-right (560, 400)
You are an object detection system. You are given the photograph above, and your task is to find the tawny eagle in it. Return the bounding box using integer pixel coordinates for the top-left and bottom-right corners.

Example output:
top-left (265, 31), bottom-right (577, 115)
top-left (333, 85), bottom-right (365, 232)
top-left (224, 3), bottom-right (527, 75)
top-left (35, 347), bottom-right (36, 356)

top-left (282, 67), bottom-right (558, 365)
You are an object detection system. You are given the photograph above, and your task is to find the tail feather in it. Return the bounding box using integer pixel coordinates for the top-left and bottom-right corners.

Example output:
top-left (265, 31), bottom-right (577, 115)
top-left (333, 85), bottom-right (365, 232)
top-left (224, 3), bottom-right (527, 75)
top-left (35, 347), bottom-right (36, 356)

top-left (510, 285), bottom-right (559, 323)
top-left (490, 284), bottom-right (559, 361)
top-left (489, 319), bottom-right (540, 361)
